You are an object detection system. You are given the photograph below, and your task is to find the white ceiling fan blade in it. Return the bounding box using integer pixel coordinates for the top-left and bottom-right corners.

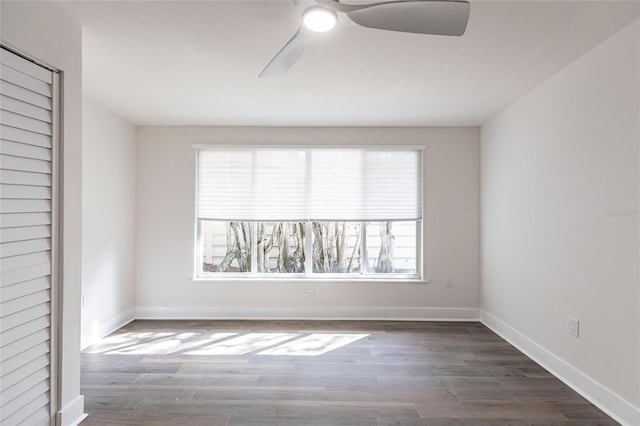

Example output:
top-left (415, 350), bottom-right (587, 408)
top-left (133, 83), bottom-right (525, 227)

top-left (345, 0), bottom-right (470, 36)
top-left (259, 28), bottom-right (312, 77)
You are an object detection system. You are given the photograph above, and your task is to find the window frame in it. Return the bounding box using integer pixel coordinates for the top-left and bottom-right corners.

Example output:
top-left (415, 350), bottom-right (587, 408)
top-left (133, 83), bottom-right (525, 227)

top-left (192, 145), bottom-right (424, 282)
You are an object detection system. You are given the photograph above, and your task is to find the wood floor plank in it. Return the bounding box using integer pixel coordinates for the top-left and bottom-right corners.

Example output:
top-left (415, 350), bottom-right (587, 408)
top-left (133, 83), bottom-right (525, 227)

top-left (178, 362), bottom-right (294, 376)
top-left (81, 385), bottom-right (197, 401)
top-left (81, 413), bottom-right (229, 426)
top-left (273, 400), bottom-right (419, 420)
top-left (130, 399), bottom-right (275, 417)
top-left (551, 403), bottom-right (617, 421)
top-left (256, 374), bottom-right (378, 387)
top-left (227, 414), bottom-right (373, 426)
top-left (84, 397), bottom-right (141, 415)
top-left (294, 362), bottom-right (409, 376)
top-left (80, 321), bottom-right (619, 425)
top-left (451, 388), bottom-right (586, 404)
top-left (134, 373), bottom-right (259, 387)
top-left (327, 387), bottom-right (458, 404)
top-left (527, 421), bottom-right (619, 426)
top-left (193, 386), bottom-right (327, 402)
top-left (378, 419), bottom-right (467, 426)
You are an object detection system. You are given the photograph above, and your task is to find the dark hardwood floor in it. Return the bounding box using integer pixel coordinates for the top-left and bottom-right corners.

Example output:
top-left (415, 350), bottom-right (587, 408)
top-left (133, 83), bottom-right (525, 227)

top-left (80, 320), bottom-right (618, 425)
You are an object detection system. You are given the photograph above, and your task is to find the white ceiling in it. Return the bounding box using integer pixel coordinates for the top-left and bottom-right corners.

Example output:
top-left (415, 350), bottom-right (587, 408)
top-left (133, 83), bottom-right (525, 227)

top-left (56, 0), bottom-right (639, 126)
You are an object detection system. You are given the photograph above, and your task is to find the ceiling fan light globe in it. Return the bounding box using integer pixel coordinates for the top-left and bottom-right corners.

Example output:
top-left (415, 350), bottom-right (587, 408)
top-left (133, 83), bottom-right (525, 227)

top-left (303, 8), bottom-right (338, 32)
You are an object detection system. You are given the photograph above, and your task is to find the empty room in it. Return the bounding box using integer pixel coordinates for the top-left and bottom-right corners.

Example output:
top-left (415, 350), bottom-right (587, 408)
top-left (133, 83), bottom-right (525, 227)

top-left (0, 0), bottom-right (639, 425)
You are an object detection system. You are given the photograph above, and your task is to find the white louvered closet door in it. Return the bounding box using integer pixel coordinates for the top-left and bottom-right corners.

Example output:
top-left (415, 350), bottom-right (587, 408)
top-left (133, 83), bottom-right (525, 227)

top-left (0, 47), bottom-right (58, 426)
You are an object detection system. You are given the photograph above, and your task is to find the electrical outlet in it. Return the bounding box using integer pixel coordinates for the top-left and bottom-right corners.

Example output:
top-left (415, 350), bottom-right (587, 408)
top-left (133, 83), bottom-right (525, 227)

top-left (304, 289), bottom-right (315, 297)
top-left (568, 317), bottom-right (579, 337)
top-left (445, 276), bottom-right (453, 288)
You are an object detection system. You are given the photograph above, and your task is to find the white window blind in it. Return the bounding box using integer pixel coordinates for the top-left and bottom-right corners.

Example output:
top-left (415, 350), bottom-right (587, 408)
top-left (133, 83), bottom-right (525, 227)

top-left (197, 147), bottom-right (422, 221)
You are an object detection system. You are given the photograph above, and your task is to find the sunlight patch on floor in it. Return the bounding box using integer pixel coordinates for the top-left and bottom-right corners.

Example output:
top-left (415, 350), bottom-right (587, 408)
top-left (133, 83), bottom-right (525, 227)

top-left (185, 333), bottom-right (298, 356)
top-left (85, 332), bottom-right (176, 354)
top-left (104, 332), bottom-right (239, 355)
top-left (86, 330), bottom-right (370, 357)
top-left (258, 333), bottom-right (369, 356)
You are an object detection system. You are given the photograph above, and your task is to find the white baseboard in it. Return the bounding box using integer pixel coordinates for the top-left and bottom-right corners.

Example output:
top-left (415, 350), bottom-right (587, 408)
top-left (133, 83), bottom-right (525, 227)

top-left (81, 308), bottom-right (136, 350)
top-left (135, 306), bottom-right (480, 321)
top-left (56, 395), bottom-right (87, 426)
top-left (481, 311), bottom-right (640, 426)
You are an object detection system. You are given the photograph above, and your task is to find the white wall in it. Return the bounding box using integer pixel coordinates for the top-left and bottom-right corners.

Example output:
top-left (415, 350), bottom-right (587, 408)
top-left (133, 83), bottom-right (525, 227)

top-left (81, 97), bottom-right (137, 349)
top-left (0, 1), bottom-right (85, 424)
top-left (136, 127), bottom-right (480, 319)
top-left (481, 18), bottom-right (640, 423)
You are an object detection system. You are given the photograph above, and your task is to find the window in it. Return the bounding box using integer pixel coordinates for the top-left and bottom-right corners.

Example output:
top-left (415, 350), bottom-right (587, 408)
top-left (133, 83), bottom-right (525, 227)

top-left (195, 147), bottom-right (423, 279)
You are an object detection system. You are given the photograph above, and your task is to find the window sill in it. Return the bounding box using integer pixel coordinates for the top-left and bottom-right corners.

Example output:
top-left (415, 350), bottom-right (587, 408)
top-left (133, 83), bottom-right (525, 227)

top-left (190, 276), bottom-right (427, 284)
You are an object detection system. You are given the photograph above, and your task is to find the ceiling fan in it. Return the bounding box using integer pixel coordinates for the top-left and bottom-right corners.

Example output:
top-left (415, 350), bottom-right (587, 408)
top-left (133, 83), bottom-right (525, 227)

top-left (259, 0), bottom-right (471, 77)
